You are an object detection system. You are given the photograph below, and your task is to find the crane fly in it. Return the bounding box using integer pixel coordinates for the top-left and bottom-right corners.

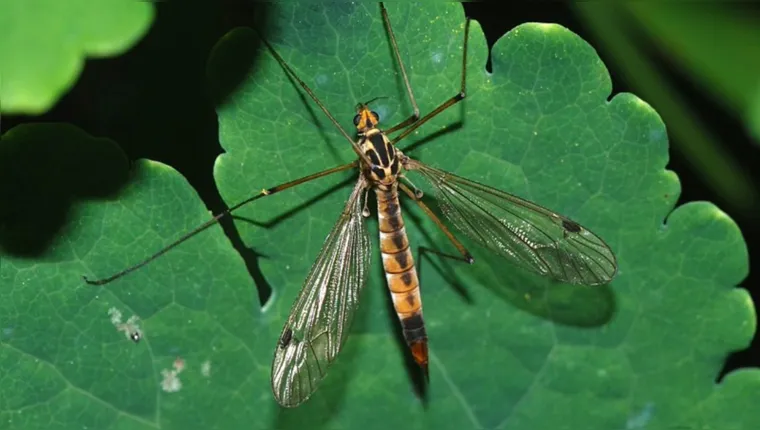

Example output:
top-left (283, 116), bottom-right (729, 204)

top-left (83, 3), bottom-right (618, 408)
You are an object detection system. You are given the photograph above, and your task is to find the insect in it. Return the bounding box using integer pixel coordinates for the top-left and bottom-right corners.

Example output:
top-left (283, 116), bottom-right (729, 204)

top-left (279, 328), bottom-right (293, 349)
top-left (84, 3), bottom-right (617, 408)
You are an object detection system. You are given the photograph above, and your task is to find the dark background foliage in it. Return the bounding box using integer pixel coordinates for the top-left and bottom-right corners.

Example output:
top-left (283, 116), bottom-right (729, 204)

top-left (2, 1), bottom-right (758, 381)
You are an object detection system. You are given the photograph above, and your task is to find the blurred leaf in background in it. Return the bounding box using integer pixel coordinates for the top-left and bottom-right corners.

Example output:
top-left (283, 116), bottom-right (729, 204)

top-left (624, 2), bottom-right (760, 138)
top-left (573, 2), bottom-right (759, 216)
top-left (752, 89), bottom-right (760, 142)
top-left (0, 0), bottom-right (154, 115)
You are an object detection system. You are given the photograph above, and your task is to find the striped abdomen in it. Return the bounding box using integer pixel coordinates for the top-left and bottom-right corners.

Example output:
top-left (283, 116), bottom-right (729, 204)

top-left (376, 186), bottom-right (428, 373)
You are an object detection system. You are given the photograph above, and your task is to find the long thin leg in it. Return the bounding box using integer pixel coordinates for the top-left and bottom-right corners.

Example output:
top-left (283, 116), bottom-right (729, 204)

top-left (398, 182), bottom-right (473, 264)
top-left (391, 18), bottom-right (470, 146)
top-left (83, 161), bottom-right (357, 286)
top-left (379, 2), bottom-right (420, 135)
top-left (417, 246), bottom-right (472, 304)
top-left (419, 246), bottom-right (472, 264)
top-left (253, 29), bottom-right (371, 166)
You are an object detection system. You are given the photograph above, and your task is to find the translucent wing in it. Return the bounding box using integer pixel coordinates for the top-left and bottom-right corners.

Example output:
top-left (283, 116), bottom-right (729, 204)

top-left (271, 178), bottom-right (371, 407)
top-left (406, 159), bottom-right (617, 285)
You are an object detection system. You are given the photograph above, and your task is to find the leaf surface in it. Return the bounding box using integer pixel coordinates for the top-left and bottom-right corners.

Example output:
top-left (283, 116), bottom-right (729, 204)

top-left (0, 3), bottom-right (756, 430)
top-left (214, 3), bottom-right (757, 429)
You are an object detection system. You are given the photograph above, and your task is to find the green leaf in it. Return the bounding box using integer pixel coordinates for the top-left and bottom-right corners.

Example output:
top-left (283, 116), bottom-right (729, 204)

top-left (572, 3), bottom-right (758, 214)
top-left (0, 122), bottom-right (129, 256)
top-left (0, 3), bottom-right (756, 430)
top-left (213, 3), bottom-right (757, 428)
top-left (0, 124), bottom-right (256, 430)
top-left (751, 89), bottom-right (760, 143)
top-left (0, 0), bottom-right (154, 115)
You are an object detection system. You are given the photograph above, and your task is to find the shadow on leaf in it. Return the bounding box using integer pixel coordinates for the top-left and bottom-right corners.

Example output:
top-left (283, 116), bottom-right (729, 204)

top-left (469, 249), bottom-right (616, 328)
top-left (403, 193), bottom-right (616, 328)
top-left (0, 123), bottom-right (129, 256)
top-left (2, 1), bottom-right (275, 304)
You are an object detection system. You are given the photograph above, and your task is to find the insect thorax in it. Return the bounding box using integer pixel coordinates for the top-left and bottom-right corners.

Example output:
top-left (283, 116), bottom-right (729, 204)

top-left (360, 129), bottom-right (400, 186)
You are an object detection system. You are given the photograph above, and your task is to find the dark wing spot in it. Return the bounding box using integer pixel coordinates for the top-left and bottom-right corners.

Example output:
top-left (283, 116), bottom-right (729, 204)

top-left (562, 219), bottom-right (582, 233)
top-left (279, 328), bottom-right (293, 348)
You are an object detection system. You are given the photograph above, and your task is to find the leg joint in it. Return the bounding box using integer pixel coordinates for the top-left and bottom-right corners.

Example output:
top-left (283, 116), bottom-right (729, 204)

top-left (464, 252), bottom-right (474, 264)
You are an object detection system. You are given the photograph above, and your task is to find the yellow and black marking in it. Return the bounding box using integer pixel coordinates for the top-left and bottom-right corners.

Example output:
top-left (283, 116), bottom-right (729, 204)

top-left (355, 102), bottom-right (428, 373)
top-left (376, 186), bottom-right (428, 373)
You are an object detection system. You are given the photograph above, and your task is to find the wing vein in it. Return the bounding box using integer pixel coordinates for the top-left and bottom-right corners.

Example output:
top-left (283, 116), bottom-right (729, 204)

top-left (271, 177), bottom-right (371, 407)
top-left (405, 159), bottom-right (617, 285)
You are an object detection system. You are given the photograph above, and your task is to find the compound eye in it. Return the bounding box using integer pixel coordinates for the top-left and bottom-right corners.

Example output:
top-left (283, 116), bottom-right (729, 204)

top-left (371, 111), bottom-right (380, 122)
top-left (353, 114), bottom-right (361, 126)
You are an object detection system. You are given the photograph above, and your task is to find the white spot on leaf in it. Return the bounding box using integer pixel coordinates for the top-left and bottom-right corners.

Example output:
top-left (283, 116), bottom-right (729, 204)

top-left (626, 402), bottom-right (655, 429)
top-left (161, 357), bottom-right (186, 393)
top-left (108, 307), bottom-right (142, 343)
